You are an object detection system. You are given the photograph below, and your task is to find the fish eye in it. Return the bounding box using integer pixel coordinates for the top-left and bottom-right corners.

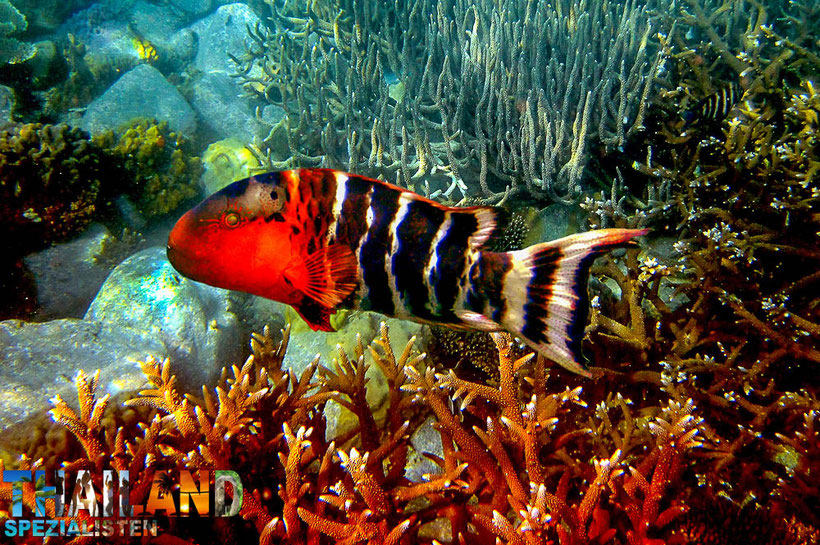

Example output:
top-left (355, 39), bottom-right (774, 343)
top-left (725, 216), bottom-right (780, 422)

top-left (269, 186), bottom-right (286, 212)
top-left (221, 211), bottom-right (242, 228)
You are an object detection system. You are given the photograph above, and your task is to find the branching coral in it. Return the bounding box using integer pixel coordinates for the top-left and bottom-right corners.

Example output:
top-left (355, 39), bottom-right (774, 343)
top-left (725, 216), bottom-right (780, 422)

top-left (0, 320), bottom-right (727, 544)
top-left (235, 0), bottom-right (670, 205)
top-left (576, 1), bottom-right (820, 532)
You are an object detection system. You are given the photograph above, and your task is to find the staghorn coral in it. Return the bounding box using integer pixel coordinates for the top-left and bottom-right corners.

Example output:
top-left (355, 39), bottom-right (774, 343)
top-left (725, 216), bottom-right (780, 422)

top-left (0, 321), bottom-right (744, 545)
top-left (576, 2), bottom-right (820, 533)
top-left (235, 0), bottom-right (670, 205)
top-left (0, 123), bottom-right (108, 255)
top-left (94, 119), bottom-right (201, 217)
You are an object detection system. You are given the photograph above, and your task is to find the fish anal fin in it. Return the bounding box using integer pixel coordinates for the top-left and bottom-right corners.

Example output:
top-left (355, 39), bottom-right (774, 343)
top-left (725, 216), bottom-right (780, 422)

top-left (455, 310), bottom-right (502, 332)
top-left (285, 243), bottom-right (358, 308)
top-left (293, 298), bottom-right (335, 332)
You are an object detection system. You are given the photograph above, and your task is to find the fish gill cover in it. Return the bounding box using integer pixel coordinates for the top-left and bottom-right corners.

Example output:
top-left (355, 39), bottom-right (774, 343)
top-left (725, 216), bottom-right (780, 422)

top-left (0, 0), bottom-right (818, 544)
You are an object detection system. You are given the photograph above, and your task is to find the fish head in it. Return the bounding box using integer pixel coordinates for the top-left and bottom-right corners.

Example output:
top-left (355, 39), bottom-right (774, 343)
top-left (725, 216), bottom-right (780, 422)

top-left (167, 172), bottom-right (302, 303)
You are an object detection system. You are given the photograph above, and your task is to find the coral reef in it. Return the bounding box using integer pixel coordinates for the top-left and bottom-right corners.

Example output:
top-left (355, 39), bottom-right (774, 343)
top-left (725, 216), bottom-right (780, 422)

top-left (4, 313), bottom-right (810, 544)
top-left (0, 123), bottom-right (108, 255)
top-left (0, 2), bottom-right (818, 544)
top-left (0, 0), bottom-right (34, 65)
top-left (0, 324), bottom-right (774, 544)
top-left (235, 0), bottom-right (670, 205)
top-left (577, 0), bottom-right (820, 532)
top-left (94, 119), bottom-right (201, 217)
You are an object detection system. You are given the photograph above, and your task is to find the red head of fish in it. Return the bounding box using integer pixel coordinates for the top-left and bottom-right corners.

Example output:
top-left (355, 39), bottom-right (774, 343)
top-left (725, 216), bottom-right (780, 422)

top-left (167, 172), bottom-right (304, 305)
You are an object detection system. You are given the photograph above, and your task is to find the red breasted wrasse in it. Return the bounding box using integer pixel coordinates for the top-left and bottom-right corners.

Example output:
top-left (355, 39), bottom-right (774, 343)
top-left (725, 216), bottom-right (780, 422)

top-left (167, 169), bottom-right (647, 377)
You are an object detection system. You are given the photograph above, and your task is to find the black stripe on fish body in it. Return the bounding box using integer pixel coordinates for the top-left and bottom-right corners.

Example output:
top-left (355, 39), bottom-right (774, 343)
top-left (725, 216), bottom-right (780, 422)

top-left (685, 84), bottom-right (740, 128)
top-left (359, 182), bottom-right (402, 315)
top-left (465, 252), bottom-right (513, 322)
top-left (520, 246), bottom-right (561, 346)
top-left (392, 198), bottom-right (446, 319)
top-left (431, 212), bottom-right (479, 319)
top-left (334, 174), bottom-right (373, 251)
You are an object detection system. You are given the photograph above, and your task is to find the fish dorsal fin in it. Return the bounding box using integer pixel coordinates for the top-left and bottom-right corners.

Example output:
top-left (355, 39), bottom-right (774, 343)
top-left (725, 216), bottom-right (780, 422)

top-left (284, 244), bottom-right (358, 309)
top-left (454, 206), bottom-right (509, 251)
top-left (293, 298), bottom-right (335, 332)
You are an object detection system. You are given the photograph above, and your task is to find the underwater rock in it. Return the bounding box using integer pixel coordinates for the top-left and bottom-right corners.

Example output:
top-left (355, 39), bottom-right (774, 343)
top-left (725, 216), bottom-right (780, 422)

top-left (129, 1), bottom-right (185, 44)
top-left (191, 72), bottom-right (284, 141)
top-left (80, 64), bottom-right (197, 137)
top-left (168, 0), bottom-right (214, 18)
top-left (406, 415), bottom-right (445, 483)
top-left (0, 85), bottom-right (12, 124)
top-left (23, 224), bottom-right (120, 321)
top-left (187, 3), bottom-right (260, 74)
top-left (85, 247), bottom-right (242, 391)
top-left (0, 318), bottom-right (161, 430)
top-left (537, 203), bottom-right (580, 241)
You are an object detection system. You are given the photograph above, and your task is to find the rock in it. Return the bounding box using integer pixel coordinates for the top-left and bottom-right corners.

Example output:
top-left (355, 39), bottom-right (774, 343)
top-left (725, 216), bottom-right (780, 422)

top-left (0, 85), bottom-right (12, 125)
top-left (168, 0), bottom-right (213, 17)
top-left (27, 41), bottom-right (59, 87)
top-left (129, 1), bottom-right (185, 44)
top-left (188, 3), bottom-right (260, 74)
top-left (81, 64), bottom-right (197, 137)
top-left (0, 318), bottom-right (163, 430)
top-left (538, 203), bottom-right (580, 241)
top-left (406, 416), bottom-right (444, 482)
top-left (182, 3), bottom-right (278, 141)
top-left (85, 247), bottom-right (242, 390)
top-left (191, 72), bottom-right (284, 141)
top-left (59, 10), bottom-right (140, 76)
top-left (23, 224), bottom-right (121, 320)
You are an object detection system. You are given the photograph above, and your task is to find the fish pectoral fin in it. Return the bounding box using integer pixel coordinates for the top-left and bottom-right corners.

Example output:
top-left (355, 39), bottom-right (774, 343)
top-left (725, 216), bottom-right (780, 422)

top-left (455, 310), bottom-right (502, 332)
top-left (285, 244), bottom-right (358, 308)
top-left (293, 298), bottom-right (336, 332)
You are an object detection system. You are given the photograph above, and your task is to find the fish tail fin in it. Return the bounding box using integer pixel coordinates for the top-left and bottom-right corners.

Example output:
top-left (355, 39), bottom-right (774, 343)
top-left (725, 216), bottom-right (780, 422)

top-left (499, 228), bottom-right (647, 377)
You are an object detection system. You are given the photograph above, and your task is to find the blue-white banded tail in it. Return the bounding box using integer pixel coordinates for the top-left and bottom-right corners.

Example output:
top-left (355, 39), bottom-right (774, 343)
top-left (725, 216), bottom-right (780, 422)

top-left (461, 229), bottom-right (647, 377)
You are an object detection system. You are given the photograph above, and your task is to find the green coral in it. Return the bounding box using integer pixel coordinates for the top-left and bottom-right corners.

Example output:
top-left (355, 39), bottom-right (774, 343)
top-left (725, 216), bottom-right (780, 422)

top-left (0, 123), bottom-right (108, 254)
top-left (95, 119), bottom-right (202, 217)
top-left (0, 0), bottom-right (34, 65)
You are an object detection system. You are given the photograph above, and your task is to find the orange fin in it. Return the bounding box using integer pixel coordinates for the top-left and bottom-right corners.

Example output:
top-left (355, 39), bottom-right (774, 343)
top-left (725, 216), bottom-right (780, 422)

top-left (284, 243), bottom-right (358, 308)
top-left (293, 298), bottom-right (335, 332)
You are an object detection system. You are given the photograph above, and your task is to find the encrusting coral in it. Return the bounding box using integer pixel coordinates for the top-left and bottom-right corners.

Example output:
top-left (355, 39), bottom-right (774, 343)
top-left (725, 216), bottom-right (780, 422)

top-left (0, 123), bottom-right (108, 255)
top-left (0, 0), bottom-right (35, 65)
top-left (94, 119), bottom-right (201, 217)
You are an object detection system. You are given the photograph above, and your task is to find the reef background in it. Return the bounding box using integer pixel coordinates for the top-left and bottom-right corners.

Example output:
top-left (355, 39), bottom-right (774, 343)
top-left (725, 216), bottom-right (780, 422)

top-left (0, 0), bottom-right (819, 544)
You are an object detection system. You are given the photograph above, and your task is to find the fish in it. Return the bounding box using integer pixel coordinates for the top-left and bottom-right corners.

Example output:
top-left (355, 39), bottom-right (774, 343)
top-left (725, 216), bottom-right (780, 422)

top-left (681, 83), bottom-right (741, 130)
top-left (167, 169), bottom-right (646, 377)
